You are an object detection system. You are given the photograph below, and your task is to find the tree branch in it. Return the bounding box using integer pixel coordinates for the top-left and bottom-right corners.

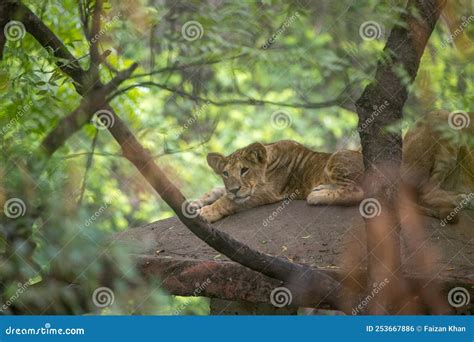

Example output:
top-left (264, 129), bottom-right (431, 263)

top-left (0, 1), bottom-right (14, 60)
top-left (77, 128), bottom-right (99, 205)
top-left (88, 0), bottom-right (102, 77)
top-left (109, 81), bottom-right (352, 110)
top-left (7, 1), bottom-right (86, 92)
top-left (129, 53), bottom-right (248, 79)
top-left (355, 0), bottom-right (446, 313)
top-left (9, 1), bottom-right (350, 312)
top-left (105, 104), bottom-right (345, 309)
top-left (41, 62), bottom-right (138, 155)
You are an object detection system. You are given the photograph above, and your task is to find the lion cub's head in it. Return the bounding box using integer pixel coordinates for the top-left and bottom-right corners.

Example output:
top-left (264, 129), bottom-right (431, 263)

top-left (207, 142), bottom-right (267, 203)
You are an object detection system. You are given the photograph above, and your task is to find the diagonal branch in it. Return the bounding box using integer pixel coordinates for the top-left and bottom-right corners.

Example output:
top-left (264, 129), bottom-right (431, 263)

top-left (6, 0), bottom-right (350, 311)
top-left (88, 0), bottom-right (102, 77)
top-left (8, 1), bottom-right (86, 92)
top-left (104, 104), bottom-right (345, 308)
top-left (41, 62), bottom-right (138, 155)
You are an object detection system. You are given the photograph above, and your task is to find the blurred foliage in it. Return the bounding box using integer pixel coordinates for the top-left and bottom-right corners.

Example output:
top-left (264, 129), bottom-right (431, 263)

top-left (0, 0), bottom-right (472, 314)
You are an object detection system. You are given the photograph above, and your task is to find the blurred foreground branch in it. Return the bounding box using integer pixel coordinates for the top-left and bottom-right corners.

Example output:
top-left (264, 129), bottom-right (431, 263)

top-left (355, 0), bottom-right (447, 313)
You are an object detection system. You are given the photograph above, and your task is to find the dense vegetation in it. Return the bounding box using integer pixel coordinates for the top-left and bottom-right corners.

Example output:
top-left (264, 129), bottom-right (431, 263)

top-left (0, 0), bottom-right (472, 314)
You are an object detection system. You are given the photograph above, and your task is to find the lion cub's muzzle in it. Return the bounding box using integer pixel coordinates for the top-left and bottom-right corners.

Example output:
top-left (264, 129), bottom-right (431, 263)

top-left (227, 186), bottom-right (253, 203)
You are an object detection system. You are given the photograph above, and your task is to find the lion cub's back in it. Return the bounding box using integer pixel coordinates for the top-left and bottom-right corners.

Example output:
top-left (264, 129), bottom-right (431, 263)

top-left (264, 140), bottom-right (332, 197)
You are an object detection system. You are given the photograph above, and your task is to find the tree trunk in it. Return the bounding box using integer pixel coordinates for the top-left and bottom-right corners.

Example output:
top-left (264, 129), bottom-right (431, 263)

top-left (355, 0), bottom-right (447, 313)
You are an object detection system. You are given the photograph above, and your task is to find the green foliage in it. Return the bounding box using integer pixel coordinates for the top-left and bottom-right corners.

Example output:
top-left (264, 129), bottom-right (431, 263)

top-left (0, 0), bottom-right (471, 314)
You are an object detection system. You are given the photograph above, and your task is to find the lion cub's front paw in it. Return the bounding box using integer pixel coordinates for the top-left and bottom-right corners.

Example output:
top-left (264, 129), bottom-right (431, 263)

top-left (189, 199), bottom-right (205, 210)
top-left (199, 205), bottom-right (223, 223)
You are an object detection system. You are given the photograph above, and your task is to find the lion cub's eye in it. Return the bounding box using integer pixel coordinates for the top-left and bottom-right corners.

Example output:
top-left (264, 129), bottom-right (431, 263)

top-left (240, 167), bottom-right (249, 176)
top-left (222, 171), bottom-right (229, 177)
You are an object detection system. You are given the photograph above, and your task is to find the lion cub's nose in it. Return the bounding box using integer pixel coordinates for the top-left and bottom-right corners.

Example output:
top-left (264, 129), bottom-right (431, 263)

top-left (229, 186), bottom-right (241, 195)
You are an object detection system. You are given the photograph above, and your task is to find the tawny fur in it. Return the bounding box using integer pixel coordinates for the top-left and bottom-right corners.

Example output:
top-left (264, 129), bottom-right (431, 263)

top-left (401, 110), bottom-right (473, 219)
top-left (197, 140), bottom-right (363, 223)
top-left (195, 110), bottom-right (473, 223)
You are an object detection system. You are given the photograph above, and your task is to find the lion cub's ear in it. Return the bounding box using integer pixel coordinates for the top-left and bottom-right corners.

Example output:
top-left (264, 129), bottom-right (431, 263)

top-left (245, 142), bottom-right (267, 164)
top-left (207, 153), bottom-right (226, 173)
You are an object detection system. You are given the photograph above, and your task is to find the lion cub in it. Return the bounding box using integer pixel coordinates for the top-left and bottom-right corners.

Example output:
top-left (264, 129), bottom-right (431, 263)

top-left (193, 110), bottom-right (473, 223)
top-left (194, 140), bottom-right (364, 223)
